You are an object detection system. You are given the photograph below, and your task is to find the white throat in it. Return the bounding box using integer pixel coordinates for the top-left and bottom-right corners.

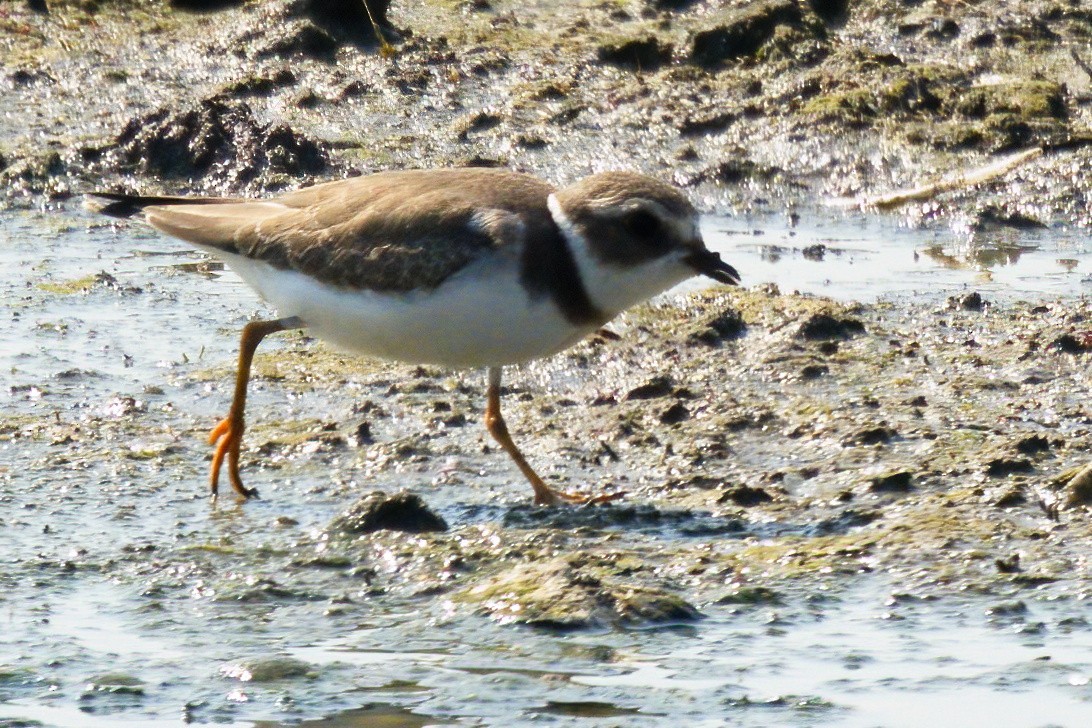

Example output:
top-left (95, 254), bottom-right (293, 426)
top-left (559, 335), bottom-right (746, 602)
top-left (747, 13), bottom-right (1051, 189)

top-left (546, 193), bottom-right (695, 318)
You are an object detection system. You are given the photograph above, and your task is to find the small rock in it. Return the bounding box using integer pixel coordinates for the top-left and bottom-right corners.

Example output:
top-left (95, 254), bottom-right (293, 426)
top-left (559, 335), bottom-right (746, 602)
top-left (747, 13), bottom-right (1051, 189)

top-left (678, 111), bottom-right (736, 137)
top-left (219, 656), bottom-right (312, 682)
top-left (293, 89), bottom-right (324, 108)
top-left (684, 158), bottom-right (778, 186)
top-left (690, 0), bottom-right (821, 67)
top-left (302, 0), bottom-right (391, 29)
top-left (797, 313), bottom-right (865, 340)
top-left (512, 133), bottom-right (549, 150)
top-left (972, 206), bottom-right (1047, 231)
top-left (353, 421), bottom-right (375, 446)
top-left (992, 486), bottom-right (1026, 507)
top-left (257, 20), bottom-right (341, 60)
top-left (597, 37), bottom-right (674, 71)
top-left (1062, 463), bottom-right (1092, 509)
top-left (1014, 435), bottom-right (1051, 455)
top-left (948, 291), bottom-right (986, 310)
top-left (985, 458), bottom-right (1033, 477)
top-left (807, 0), bottom-right (848, 23)
top-left (811, 507), bottom-right (881, 534)
top-left (97, 96), bottom-right (328, 193)
top-left (659, 402), bottom-right (690, 424)
top-left (924, 17), bottom-right (960, 40)
top-left (615, 589), bottom-right (700, 625)
top-left (985, 600), bottom-right (1027, 617)
top-left (1051, 334), bottom-right (1092, 354)
top-left (337, 79), bottom-right (373, 99)
top-left (83, 673), bottom-right (145, 695)
top-left (717, 484), bottom-right (773, 506)
top-left (455, 111), bottom-right (502, 140)
top-left (869, 471), bottom-right (913, 493)
top-left (687, 307), bottom-right (745, 345)
top-left (624, 376), bottom-right (673, 400)
top-left (331, 491), bottom-right (448, 533)
top-left (715, 586), bottom-right (782, 605)
top-left (844, 425), bottom-right (897, 446)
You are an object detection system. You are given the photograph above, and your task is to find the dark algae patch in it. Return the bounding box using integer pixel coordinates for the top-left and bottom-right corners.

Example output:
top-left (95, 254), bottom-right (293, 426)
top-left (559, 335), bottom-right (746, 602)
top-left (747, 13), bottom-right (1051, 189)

top-left (689, 0), bottom-right (827, 67)
top-left (94, 95), bottom-right (331, 194)
top-left (331, 490), bottom-right (448, 533)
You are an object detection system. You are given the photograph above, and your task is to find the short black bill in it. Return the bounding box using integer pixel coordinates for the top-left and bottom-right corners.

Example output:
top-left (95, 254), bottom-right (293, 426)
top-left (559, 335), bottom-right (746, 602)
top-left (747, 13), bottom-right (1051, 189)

top-left (685, 249), bottom-right (741, 286)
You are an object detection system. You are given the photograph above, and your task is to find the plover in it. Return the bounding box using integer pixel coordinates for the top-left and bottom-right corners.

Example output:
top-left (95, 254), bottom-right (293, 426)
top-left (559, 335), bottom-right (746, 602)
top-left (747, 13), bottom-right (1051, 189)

top-left (90, 168), bottom-right (739, 505)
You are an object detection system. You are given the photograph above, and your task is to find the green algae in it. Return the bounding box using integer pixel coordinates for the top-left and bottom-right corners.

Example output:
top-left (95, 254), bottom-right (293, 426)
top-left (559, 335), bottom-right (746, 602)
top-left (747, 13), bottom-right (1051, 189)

top-left (956, 81), bottom-right (1067, 121)
top-left (36, 275), bottom-right (102, 295)
top-left (458, 556), bottom-right (700, 629)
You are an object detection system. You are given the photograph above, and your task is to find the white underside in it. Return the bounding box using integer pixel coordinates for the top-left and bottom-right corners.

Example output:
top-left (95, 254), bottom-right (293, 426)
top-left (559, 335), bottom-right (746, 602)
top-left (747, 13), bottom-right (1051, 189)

top-left (207, 247), bottom-right (595, 368)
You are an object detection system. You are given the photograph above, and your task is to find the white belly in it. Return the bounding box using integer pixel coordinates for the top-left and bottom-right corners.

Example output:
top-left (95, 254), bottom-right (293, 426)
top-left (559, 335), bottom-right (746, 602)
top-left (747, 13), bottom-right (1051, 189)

top-left (211, 250), bottom-right (593, 368)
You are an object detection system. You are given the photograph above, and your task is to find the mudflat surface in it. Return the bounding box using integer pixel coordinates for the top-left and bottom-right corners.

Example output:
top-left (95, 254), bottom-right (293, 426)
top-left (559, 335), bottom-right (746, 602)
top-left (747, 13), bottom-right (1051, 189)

top-left (1, 1), bottom-right (1091, 726)
top-left (1, 0), bottom-right (1090, 220)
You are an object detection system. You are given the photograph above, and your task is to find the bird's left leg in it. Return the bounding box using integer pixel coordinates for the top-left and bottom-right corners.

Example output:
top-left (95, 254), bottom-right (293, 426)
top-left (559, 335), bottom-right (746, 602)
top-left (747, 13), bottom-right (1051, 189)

top-left (209, 315), bottom-right (304, 499)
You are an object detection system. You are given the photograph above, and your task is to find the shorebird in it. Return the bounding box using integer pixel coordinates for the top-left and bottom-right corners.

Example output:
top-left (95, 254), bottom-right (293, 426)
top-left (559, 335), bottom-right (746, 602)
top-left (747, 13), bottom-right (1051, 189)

top-left (90, 168), bottom-right (739, 505)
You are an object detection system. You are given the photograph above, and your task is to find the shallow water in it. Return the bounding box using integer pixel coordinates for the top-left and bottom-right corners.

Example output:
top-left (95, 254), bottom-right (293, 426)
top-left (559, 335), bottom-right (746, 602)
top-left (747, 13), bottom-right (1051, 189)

top-left (1, 576), bottom-right (1089, 726)
top-left (700, 212), bottom-right (1092, 303)
top-left (2, 206), bottom-right (1091, 726)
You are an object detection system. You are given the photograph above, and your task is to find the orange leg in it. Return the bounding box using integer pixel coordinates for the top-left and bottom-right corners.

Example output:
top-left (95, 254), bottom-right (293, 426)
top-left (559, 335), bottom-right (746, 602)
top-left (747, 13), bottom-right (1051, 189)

top-left (484, 367), bottom-right (623, 506)
top-left (209, 316), bottom-right (302, 499)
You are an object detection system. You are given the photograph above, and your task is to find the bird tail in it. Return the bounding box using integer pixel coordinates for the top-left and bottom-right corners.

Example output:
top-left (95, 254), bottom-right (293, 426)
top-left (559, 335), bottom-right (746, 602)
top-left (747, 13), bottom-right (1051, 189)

top-left (83, 192), bottom-right (230, 219)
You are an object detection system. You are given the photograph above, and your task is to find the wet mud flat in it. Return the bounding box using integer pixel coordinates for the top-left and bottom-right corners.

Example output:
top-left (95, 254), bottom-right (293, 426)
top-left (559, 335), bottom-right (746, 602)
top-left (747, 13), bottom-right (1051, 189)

top-left (2, 209), bottom-right (1092, 724)
top-left (0, 0), bottom-right (1090, 227)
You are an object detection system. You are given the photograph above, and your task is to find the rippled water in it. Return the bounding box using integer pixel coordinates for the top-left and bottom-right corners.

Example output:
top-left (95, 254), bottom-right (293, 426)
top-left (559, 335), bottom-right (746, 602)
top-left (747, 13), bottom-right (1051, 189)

top-left (1, 206), bottom-right (1090, 726)
top-left (1, 576), bottom-right (1088, 727)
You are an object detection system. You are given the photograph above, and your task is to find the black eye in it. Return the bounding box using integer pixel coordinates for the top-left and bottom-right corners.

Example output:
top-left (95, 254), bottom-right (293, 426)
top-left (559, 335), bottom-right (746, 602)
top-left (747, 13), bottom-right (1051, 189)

top-left (623, 209), bottom-right (662, 239)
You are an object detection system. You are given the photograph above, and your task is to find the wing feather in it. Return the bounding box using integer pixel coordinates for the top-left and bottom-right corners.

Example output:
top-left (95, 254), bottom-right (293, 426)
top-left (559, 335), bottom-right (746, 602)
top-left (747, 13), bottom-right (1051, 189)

top-left (95, 168), bottom-right (553, 292)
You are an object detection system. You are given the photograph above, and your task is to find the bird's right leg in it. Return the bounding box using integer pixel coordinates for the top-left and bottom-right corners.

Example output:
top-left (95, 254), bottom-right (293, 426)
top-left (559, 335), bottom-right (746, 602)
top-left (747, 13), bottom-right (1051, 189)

top-left (484, 367), bottom-right (623, 506)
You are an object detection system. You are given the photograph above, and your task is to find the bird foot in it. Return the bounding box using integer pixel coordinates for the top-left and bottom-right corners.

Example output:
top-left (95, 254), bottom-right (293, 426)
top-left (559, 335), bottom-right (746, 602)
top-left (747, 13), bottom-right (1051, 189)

top-left (208, 416), bottom-right (257, 499)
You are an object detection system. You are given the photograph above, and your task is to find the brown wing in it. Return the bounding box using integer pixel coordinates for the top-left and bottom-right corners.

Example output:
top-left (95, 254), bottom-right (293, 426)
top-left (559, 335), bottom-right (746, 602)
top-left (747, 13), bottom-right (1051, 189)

top-left (113, 169), bottom-right (556, 292)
